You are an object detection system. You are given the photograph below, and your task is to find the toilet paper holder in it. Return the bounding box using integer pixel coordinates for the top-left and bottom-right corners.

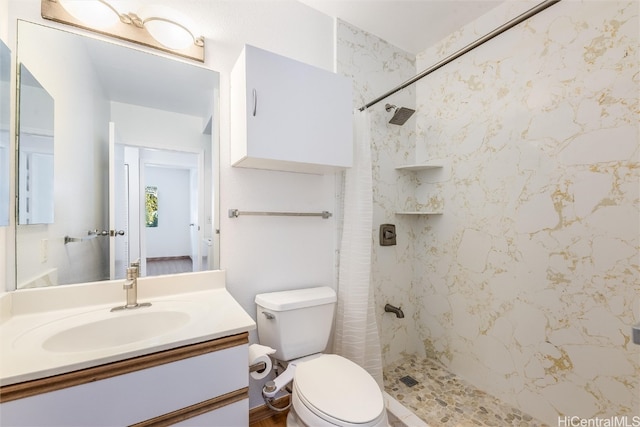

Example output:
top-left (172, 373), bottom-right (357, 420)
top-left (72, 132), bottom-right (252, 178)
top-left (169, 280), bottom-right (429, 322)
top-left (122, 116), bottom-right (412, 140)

top-left (250, 361), bottom-right (267, 373)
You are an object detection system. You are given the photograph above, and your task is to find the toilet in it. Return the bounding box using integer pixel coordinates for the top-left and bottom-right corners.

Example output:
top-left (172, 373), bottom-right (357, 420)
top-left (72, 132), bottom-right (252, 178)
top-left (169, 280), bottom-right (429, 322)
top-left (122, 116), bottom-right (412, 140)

top-left (255, 286), bottom-right (388, 427)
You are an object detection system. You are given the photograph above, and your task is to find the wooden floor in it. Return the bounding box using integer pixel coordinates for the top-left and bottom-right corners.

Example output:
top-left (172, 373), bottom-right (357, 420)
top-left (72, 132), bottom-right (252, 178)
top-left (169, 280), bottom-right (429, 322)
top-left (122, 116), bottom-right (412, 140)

top-left (146, 256), bottom-right (192, 276)
top-left (249, 396), bottom-right (290, 427)
top-left (250, 411), bottom-right (288, 427)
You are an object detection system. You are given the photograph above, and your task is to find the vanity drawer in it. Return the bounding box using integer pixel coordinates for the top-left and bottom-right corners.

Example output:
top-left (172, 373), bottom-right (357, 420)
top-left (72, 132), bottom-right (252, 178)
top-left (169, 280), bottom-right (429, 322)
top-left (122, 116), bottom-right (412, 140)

top-left (171, 399), bottom-right (249, 427)
top-left (0, 337), bottom-right (249, 426)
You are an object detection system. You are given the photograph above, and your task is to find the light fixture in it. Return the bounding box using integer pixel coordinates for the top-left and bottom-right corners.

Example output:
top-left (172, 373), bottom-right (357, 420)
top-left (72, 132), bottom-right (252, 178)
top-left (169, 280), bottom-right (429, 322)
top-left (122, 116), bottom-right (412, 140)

top-left (137, 5), bottom-right (204, 51)
top-left (41, 0), bottom-right (205, 62)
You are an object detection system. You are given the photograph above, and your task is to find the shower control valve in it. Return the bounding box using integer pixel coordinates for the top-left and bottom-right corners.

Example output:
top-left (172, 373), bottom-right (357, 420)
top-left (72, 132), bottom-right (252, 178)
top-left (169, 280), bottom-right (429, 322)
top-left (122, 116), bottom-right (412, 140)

top-left (380, 224), bottom-right (396, 246)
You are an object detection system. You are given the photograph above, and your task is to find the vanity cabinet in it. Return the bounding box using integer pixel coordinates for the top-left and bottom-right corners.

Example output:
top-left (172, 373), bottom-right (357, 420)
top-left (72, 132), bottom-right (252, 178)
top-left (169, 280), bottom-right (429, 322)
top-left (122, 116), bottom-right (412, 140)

top-left (0, 333), bottom-right (249, 426)
top-left (231, 44), bottom-right (353, 174)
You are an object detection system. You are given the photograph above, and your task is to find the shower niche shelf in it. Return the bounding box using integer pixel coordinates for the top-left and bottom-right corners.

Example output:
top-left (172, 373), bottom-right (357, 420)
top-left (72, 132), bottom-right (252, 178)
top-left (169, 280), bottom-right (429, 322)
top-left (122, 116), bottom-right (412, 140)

top-left (396, 211), bottom-right (443, 216)
top-left (395, 162), bottom-right (444, 215)
top-left (395, 163), bottom-right (443, 171)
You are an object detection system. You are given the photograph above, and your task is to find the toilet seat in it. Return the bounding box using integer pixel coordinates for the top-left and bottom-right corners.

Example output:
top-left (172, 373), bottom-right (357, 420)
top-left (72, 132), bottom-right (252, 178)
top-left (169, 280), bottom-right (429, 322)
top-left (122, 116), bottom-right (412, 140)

top-left (292, 354), bottom-right (386, 427)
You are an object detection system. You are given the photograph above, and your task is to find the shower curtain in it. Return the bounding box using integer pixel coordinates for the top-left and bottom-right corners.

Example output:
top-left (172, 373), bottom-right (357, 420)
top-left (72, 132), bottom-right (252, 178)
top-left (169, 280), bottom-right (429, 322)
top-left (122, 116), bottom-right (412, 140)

top-left (333, 109), bottom-right (384, 387)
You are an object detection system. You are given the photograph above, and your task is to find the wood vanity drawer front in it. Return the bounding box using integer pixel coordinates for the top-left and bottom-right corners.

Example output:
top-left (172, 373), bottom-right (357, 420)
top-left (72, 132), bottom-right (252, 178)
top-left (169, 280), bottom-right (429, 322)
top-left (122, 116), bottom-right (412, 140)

top-left (0, 344), bottom-right (248, 426)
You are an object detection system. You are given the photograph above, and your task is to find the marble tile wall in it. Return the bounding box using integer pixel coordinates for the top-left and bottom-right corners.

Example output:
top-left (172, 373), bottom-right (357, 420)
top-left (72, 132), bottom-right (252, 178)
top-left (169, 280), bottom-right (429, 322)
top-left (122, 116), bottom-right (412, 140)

top-left (413, 1), bottom-right (639, 424)
top-left (336, 20), bottom-right (423, 366)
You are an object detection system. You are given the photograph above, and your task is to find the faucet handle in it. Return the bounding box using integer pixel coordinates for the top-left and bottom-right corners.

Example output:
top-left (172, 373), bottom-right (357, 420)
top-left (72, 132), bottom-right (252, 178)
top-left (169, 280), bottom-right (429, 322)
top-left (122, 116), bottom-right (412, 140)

top-left (126, 265), bottom-right (139, 280)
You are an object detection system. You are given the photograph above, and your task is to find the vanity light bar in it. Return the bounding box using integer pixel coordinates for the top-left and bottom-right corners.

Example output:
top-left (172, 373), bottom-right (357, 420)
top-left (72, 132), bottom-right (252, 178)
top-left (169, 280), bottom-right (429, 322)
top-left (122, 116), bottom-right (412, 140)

top-left (41, 0), bottom-right (205, 63)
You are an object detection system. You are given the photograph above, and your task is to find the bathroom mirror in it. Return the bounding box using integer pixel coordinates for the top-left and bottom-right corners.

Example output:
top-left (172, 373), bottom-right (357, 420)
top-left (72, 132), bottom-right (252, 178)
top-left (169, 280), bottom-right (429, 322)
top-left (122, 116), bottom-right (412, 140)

top-left (18, 64), bottom-right (55, 225)
top-left (0, 40), bottom-right (10, 227)
top-left (15, 20), bottom-right (219, 289)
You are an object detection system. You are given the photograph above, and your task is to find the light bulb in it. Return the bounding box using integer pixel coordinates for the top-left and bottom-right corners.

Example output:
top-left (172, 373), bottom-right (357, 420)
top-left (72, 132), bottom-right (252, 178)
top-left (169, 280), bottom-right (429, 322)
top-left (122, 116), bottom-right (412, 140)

top-left (138, 5), bottom-right (201, 51)
top-left (59, 0), bottom-right (120, 29)
top-left (144, 18), bottom-right (193, 50)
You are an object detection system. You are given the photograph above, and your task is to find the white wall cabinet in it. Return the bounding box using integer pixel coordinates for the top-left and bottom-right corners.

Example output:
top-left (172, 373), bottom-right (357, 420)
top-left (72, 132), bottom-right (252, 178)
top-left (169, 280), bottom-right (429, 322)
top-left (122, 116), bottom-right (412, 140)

top-left (0, 335), bottom-right (249, 426)
top-left (231, 44), bottom-right (353, 174)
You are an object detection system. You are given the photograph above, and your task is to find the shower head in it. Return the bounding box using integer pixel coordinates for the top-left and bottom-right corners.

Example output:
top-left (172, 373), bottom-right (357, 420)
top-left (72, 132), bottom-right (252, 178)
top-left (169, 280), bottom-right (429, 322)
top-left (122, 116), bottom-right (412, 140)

top-left (385, 103), bottom-right (415, 126)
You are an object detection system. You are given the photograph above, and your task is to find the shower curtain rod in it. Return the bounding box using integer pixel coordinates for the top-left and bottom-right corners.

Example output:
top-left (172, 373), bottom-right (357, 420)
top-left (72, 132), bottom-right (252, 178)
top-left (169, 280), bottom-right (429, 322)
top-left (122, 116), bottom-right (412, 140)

top-left (359, 0), bottom-right (561, 111)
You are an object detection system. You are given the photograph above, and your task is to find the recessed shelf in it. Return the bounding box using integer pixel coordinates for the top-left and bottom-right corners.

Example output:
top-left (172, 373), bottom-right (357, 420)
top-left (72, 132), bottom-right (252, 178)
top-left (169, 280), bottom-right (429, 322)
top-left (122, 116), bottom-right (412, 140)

top-left (395, 162), bottom-right (445, 216)
top-left (395, 163), bottom-right (443, 171)
top-left (395, 211), bottom-right (443, 216)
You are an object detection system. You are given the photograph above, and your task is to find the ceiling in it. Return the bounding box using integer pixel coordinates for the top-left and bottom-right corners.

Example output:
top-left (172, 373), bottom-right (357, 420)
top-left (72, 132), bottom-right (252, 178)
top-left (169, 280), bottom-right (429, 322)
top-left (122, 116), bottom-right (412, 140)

top-left (297, 0), bottom-right (505, 54)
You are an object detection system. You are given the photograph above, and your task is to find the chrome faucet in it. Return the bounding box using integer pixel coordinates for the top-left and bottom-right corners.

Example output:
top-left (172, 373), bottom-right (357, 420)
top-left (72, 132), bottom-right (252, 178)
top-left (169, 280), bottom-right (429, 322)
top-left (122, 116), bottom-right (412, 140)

top-left (112, 260), bottom-right (151, 311)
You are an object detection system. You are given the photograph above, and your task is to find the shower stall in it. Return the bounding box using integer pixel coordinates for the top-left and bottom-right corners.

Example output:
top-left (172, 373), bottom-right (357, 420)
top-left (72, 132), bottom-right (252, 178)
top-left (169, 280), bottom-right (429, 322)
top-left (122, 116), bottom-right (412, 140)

top-left (338, 0), bottom-right (639, 425)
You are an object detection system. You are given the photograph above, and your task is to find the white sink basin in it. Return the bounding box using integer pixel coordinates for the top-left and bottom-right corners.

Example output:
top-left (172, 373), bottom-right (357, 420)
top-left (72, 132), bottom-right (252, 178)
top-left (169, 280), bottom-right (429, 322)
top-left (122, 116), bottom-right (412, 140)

top-left (13, 301), bottom-right (205, 354)
top-left (43, 310), bottom-right (190, 352)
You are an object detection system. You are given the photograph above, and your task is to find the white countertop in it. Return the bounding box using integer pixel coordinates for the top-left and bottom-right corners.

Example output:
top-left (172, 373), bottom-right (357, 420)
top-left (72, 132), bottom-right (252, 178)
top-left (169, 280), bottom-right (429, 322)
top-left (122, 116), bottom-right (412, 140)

top-left (0, 270), bottom-right (256, 387)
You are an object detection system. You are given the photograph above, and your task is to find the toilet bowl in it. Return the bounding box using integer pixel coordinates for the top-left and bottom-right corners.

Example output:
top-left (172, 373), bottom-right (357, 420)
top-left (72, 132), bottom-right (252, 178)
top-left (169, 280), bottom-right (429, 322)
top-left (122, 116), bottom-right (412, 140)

top-left (255, 287), bottom-right (388, 427)
top-left (287, 354), bottom-right (387, 427)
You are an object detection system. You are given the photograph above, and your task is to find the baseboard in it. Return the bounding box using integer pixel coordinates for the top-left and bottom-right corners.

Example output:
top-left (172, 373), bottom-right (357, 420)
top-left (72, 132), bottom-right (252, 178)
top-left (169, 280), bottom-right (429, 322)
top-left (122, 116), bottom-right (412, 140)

top-left (249, 395), bottom-right (291, 424)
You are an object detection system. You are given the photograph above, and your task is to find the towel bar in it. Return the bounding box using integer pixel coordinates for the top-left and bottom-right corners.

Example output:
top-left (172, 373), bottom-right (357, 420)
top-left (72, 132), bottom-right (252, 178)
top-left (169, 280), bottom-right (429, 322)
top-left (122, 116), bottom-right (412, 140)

top-left (228, 209), bottom-right (332, 219)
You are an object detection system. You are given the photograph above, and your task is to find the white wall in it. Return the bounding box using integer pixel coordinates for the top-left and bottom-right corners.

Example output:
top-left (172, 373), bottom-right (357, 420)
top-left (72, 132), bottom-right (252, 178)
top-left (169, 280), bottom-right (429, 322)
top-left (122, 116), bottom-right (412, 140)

top-left (0, 0), bottom-right (7, 41)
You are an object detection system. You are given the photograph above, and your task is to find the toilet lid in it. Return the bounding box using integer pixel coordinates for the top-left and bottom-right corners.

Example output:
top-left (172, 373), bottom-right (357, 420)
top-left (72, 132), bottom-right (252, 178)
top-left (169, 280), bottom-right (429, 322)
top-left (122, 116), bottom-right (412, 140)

top-left (294, 354), bottom-right (384, 425)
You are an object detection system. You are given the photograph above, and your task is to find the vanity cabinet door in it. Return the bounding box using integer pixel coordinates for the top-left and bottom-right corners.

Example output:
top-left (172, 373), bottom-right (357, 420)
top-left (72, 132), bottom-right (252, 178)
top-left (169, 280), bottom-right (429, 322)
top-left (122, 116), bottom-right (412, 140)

top-left (173, 399), bottom-right (248, 426)
top-left (231, 44), bottom-right (353, 174)
top-left (0, 344), bottom-right (248, 426)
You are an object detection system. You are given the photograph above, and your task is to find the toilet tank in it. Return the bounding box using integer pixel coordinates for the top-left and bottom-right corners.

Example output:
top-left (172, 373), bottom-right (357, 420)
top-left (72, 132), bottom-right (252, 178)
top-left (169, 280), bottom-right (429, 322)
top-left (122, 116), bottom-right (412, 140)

top-left (255, 286), bottom-right (337, 361)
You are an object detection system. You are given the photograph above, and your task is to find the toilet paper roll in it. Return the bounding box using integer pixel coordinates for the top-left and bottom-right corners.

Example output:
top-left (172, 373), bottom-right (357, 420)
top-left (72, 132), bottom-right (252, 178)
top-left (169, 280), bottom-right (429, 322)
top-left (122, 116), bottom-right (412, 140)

top-left (249, 343), bottom-right (275, 380)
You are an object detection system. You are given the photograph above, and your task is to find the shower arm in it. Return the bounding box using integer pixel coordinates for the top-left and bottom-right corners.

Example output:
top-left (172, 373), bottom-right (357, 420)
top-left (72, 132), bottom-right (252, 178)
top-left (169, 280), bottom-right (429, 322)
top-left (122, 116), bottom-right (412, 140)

top-left (359, 0), bottom-right (561, 111)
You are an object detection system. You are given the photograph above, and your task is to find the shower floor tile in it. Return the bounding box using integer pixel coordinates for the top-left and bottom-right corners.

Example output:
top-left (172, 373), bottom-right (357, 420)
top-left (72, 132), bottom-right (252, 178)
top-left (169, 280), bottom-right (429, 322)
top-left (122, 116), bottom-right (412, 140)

top-left (384, 355), bottom-right (548, 427)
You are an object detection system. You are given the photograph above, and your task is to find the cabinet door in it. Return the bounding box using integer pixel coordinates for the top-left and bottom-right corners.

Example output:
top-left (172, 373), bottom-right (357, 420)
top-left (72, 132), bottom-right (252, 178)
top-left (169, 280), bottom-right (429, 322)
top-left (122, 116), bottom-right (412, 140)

top-left (0, 344), bottom-right (248, 426)
top-left (236, 45), bottom-right (352, 173)
top-left (173, 399), bottom-right (248, 426)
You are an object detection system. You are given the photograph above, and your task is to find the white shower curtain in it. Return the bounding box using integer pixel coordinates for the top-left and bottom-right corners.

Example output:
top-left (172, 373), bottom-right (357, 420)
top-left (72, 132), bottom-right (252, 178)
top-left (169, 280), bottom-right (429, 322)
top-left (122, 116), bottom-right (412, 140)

top-left (333, 109), bottom-right (384, 387)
